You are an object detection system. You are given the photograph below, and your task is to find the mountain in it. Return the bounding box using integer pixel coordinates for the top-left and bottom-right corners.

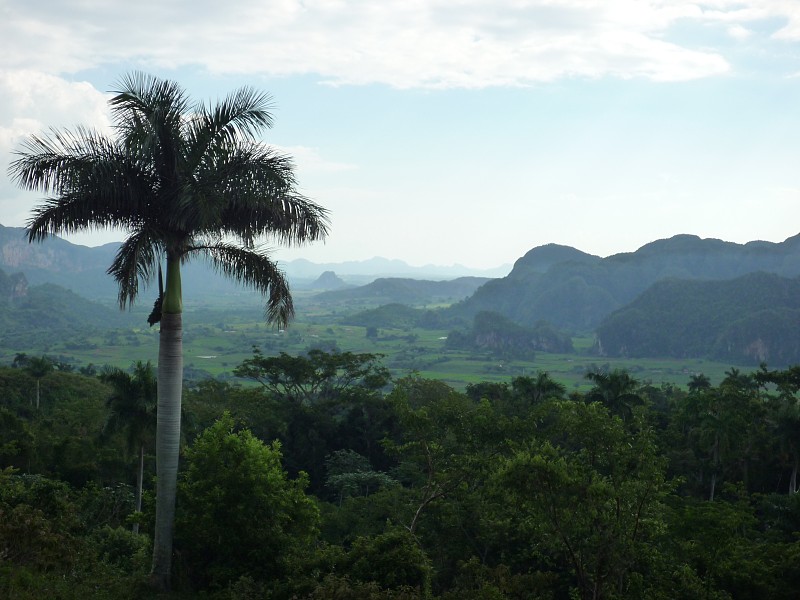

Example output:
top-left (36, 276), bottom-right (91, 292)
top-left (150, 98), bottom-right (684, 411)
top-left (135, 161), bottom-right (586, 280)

top-left (283, 257), bottom-right (510, 281)
top-left (451, 234), bottom-right (800, 332)
top-left (309, 271), bottom-right (350, 291)
top-left (595, 272), bottom-right (800, 366)
top-left (0, 224), bottom-right (121, 298)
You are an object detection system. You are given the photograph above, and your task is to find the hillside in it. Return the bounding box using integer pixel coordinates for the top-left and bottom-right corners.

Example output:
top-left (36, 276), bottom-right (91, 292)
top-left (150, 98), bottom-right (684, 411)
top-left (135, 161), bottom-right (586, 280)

top-left (0, 268), bottom-right (138, 349)
top-left (595, 272), bottom-right (800, 365)
top-left (452, 234), bottom-right (800, 332)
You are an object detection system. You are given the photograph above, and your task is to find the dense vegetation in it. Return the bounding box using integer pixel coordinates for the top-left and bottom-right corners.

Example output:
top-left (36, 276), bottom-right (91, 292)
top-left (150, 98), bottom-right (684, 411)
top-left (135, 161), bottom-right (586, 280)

top-left (3, 351), bottom-right (800, 599)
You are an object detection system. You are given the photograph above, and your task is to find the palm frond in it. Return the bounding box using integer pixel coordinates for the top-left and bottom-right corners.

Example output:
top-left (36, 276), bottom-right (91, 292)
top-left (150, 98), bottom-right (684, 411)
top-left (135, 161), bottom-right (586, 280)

top-left (108, 229), bottom-right (163, 308)
top-left (188, 242), bottom-right (294, 327)
top-left (188, 86), bottom-right (274, 154)
top-left (191, 145), bottom-right (329, 245)
top-left (110, 72), bottom-right (189, 199)
top-left (10, 126), bottom-right (163, 241)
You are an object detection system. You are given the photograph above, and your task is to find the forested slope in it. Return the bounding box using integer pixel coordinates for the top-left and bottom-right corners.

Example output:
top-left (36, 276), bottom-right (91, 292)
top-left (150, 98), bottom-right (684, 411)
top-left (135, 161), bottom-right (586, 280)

top-left (595, 272), bottom-right (800, 365)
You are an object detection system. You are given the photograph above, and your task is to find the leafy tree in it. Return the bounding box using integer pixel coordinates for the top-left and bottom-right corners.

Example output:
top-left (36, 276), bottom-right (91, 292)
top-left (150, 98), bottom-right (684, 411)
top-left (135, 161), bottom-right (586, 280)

top-left (345, 528), bottom-right (433, 594)
top-left (235, 347), bottom-right (389, 406)
top-left (386, 377), bottom-right (508, 535)
top-left (100, 361), bottom-right (157, 533)
top-left (325, 449), bottom-right (398, 505)
top-left (678, 373), bottom-right (763, 501)
top-left (9, 72), bottom-right (328, 588)
top-left (688, 373), bottom-right (711, 393)
top-left (175, 412), bottom-right (319, 590)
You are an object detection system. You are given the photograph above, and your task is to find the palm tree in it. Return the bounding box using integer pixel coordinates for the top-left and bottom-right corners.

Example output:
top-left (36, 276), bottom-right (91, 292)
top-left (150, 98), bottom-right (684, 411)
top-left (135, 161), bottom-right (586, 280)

top-left (101, 361), bottom-right (157, 534)
top-left (26, 355), bottom-right (54, 410)
top-left (512, 371), bottom-right (566, 404)
top-left (585, 368), bottom-right (643, 422)
top-left (8, 72), bottom-right (329, 589)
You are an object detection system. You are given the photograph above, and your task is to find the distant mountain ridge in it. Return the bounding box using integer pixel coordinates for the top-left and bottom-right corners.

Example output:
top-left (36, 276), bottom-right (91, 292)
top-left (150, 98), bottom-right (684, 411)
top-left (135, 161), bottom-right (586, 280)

top-left (0, 224), bottom-right (510, 300)
top-left (313, 276), bottom-right (492, 308)
top-left (452, 234), bottom-right (800, 332)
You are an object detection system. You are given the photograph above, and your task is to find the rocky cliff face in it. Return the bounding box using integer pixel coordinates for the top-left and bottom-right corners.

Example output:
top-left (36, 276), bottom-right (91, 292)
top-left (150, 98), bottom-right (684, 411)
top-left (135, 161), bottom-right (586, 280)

top-left (8, 272), bottom-right (28, 303)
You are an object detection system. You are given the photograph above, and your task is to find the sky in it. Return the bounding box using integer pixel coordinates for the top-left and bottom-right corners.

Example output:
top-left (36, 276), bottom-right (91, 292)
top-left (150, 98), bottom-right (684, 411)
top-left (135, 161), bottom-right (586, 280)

top-left (1, 1), bottom-right (799, 270)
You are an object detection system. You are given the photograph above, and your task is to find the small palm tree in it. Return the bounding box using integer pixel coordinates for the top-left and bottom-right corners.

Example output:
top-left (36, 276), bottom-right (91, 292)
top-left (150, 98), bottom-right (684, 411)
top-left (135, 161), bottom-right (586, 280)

top-left (8, 72), bottom-right (328, 589)
top-left (101, 361), bottom-right (157, 534)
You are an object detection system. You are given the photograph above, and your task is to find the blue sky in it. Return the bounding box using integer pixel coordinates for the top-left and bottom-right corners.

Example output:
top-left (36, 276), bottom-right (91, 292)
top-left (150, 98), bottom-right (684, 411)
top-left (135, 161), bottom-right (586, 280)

top-left (1, 1), bottom-right (799, 269)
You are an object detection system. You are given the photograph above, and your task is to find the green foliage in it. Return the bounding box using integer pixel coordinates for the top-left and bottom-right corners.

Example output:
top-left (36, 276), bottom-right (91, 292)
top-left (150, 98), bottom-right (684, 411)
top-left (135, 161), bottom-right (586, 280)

top-left (325, 449), bottom-right (398, 503)
top-left (234, 347), bottom-right (390, 406)
top-left (175, 412), bottom-right (319, 590)
top-left (346, 529), bottom-right (433, 594)
top-left (0, 470), bottom-right (82, 571)
top-left (497, 401), bottom-right (670, 600)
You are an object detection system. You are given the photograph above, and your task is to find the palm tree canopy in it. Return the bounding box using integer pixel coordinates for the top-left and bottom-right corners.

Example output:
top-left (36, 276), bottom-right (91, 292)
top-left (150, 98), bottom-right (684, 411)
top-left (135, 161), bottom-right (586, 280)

top-left (585, 368), bottom-right (643, 420)
top-left (8, 72), bottom-right (329, 326)
top-left (101, 361), bottom-right (158, 453)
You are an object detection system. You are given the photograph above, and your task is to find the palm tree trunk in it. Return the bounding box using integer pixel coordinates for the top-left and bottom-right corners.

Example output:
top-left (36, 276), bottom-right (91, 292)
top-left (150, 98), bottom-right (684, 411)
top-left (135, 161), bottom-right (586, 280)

top-left (709, 435), bottom-right (719, 502)
top-left (35, 379), bottom-right (40, 410)
top-left (150, 310), bottom-right (183, 590)
top-left (134, 444), bottom-right (144, 535)
top-left (790, 456), bottom-right (798, 495)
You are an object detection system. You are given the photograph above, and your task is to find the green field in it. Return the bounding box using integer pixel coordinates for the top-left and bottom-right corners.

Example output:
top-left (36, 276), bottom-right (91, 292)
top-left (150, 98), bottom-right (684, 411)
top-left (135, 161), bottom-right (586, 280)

top-left (0, 299), bottom-right (744, 390)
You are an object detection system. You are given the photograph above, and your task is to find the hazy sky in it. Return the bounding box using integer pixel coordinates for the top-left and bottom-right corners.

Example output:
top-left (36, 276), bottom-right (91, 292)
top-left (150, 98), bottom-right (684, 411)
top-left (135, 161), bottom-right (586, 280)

top-left (2, 1), bottom-right (799, 269)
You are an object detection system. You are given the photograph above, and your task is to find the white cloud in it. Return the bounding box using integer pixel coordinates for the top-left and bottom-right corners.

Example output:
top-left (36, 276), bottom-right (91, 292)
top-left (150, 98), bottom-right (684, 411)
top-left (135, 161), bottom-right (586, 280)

top-left (0, 69), bottom-right (111, 227)
top-left (727, 24), bottom-right (753, 40)
top-left (273, 145), bottom-right (358, 175)
top-left (0, 0), bottom-right (760, 88)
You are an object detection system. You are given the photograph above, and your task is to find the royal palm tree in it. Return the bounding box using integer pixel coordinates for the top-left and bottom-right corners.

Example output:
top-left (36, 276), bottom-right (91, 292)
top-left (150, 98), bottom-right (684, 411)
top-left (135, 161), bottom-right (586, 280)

top-left (8, 72), bottom-right (329, 589)
top-left (26, 355), bottom-right (54, 410)
top-left (101, 361), bottom-right (157, 534)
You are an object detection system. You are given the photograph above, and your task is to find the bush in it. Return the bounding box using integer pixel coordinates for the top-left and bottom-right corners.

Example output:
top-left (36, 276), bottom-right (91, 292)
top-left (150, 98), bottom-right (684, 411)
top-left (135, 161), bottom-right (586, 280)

top-left (175, 412), bottom-right (319, 590)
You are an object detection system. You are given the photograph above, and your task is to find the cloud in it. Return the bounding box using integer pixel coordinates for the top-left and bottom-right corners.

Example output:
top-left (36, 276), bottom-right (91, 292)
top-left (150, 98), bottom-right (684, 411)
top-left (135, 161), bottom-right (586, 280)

top-left (727, 24), bottom-right (753, 40)
top-left (0, 69), bottom-right (111, 227)
top-left (273, 145), bottom-right (358, 175)
top-left (0, 1), bottom-right (761, 88)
